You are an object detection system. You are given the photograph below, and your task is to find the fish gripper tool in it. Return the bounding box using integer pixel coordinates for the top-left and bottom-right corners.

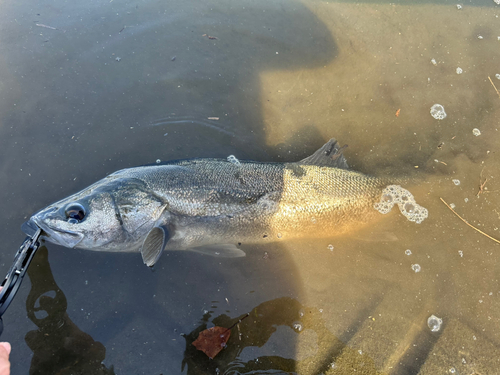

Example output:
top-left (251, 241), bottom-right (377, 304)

top-left (0, 227), bottom-right (42, 337)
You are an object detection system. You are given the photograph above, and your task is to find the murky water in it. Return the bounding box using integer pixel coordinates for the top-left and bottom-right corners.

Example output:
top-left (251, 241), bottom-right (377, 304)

top-left (1, 0), bottom-right (499, 373)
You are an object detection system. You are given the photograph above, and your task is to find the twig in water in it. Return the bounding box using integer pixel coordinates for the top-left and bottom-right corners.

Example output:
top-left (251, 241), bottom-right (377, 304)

top-left (488, 76), bottom-right (500, 100)
top-left (202, 34), bottom-right (218, 40)
top-left (440, 197), bottom-right (500, 244)
top-left (477, 167), bottom-right (488, 197)
top-left (227, 313), bottom-right (250, 331)
top-left (36, 23), bottom-right (57, 30)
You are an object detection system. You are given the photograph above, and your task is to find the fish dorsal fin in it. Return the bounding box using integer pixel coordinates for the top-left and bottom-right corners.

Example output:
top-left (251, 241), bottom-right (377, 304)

top-left (298, 138), bottom-right (349, 169)
top-left (188, 244), bottom-right (246, 258)
top-left (141, 226), bottom-right (170, 267)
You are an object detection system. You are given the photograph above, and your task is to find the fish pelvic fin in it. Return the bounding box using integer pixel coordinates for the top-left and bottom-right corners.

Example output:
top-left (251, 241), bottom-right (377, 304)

top-left (298, 138), bottom-right (349, 169)
top-left (141, 225), bottom-right (170, 267)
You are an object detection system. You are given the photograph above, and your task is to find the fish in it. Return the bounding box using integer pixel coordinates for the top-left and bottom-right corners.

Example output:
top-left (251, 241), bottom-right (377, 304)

top-left (22, 138), bottom-right (426, 267)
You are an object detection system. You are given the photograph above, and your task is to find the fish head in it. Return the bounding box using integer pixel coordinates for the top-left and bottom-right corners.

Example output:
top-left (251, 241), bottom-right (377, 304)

top-left (23, 176), bottom-right (168, 252)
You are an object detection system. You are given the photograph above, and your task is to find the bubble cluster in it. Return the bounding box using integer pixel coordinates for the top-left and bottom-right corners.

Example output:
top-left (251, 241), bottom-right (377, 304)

top-left (227, 155), bottom-right (241, 165)
top-left (430, 104), bottom-right (447, 120)
top-left (374, 185), bottom-right (429, 224)
top-left (428, 315), bottom-right (442, 332)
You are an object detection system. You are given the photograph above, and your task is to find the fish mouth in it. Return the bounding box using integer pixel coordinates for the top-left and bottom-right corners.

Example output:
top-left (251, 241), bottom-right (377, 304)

top-left (22, 215), bottom-right (84, 249)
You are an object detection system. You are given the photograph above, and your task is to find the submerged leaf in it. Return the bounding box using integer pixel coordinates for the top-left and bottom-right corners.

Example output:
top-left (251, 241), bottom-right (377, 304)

top-left (192, 326), bottom-right (231, 359)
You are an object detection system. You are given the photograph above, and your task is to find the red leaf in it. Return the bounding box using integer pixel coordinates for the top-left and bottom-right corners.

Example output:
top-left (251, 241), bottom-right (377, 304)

top-left (192, 326), bottom-right (231, 359)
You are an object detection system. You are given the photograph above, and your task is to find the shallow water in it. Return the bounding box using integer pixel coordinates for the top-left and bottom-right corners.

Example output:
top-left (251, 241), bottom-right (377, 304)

top-left (1, 0), bottom-right (500, 373)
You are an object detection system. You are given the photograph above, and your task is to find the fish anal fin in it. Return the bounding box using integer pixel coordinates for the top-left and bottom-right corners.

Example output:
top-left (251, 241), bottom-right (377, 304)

top-left (141, 226), bottom-right (169, 267)
top-left (298, 138), bottom-right (349, 169)
top-left (188, 244), bottom-right (246, 258)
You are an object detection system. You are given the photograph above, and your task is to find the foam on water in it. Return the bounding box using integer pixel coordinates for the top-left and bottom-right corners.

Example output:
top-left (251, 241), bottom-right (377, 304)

top-left (227, 155), bottom-right (241, 165)
top-left (374, 185), bottom-right (428, 224)
top-left (411, 264), bottom-right (421, 273)
top-left (427, 315), bottom-right (443, 332)
top-left (430, 104), bottom-right (447, 120)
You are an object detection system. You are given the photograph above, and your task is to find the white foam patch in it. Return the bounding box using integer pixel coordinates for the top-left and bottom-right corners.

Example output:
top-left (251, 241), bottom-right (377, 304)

top-left (374, 185), bottom-right (428, 224)
top-left (227, 155), bottom-right (241, 165)
top-left (430, 104), bottom-right (447, 120)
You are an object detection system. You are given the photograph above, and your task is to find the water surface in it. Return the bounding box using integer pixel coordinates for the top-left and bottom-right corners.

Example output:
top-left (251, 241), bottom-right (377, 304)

top-left (1, 0), bottom-right (499, 373)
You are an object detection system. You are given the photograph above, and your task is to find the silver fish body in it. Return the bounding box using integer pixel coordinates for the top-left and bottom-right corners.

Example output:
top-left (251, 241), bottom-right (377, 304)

top-left (23, 139), bottom-right (391, 266)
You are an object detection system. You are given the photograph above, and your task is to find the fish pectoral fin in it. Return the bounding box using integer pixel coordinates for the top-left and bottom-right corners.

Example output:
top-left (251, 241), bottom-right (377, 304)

top-left (141, 226), bottom-right (170, 267)
top-left (188, 244), bottom-right (246, 258)
top-left (298, 138), bottom-right (349, 169)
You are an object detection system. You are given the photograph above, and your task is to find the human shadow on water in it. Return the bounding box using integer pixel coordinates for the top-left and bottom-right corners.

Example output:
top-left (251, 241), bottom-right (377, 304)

top-left (0, 0), bottom-right (341, 373)
top-left (25, 246), bottom-right (115, 375)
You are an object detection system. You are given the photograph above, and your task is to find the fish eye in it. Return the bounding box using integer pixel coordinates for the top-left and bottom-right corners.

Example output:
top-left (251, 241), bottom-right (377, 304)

top-left (65, 203), bottom-right (86, 223)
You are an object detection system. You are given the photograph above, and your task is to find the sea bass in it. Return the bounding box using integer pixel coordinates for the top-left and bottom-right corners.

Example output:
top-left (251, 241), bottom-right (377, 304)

top-left (22, 139), bottom-right (427, 266)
